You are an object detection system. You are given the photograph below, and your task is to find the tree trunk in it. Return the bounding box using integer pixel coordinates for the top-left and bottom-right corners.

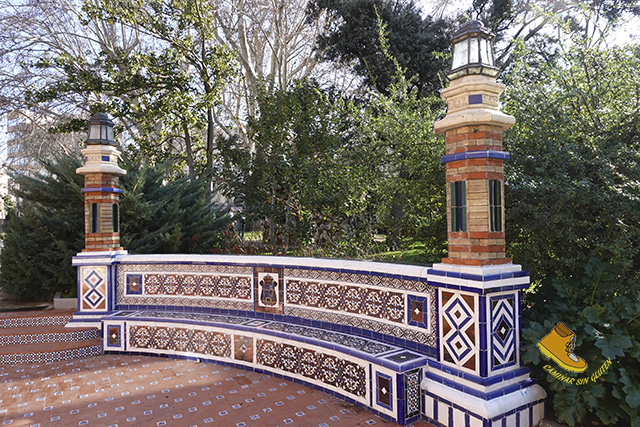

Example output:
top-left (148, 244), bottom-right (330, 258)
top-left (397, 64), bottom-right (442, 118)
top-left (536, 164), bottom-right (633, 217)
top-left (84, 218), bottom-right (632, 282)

top-left (182, 121), bottom-right (196, 181)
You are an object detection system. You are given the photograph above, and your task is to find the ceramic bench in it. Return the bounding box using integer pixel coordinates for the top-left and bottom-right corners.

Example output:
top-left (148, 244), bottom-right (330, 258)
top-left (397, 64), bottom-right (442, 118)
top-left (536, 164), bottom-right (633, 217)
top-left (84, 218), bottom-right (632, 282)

top-left (71, 252), bottom-right (545, 427)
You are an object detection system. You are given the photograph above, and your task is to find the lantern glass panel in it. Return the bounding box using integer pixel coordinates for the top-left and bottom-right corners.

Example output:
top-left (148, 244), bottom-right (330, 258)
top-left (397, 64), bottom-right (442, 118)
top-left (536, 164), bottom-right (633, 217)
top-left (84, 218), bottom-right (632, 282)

top-left (484, 38), bottom-right (494, 65)
top-left (479, 38), bottom-right (487, 63)
top-left (88, 123), bottom-right (101, 140)
top-left (469, 37), bottom-right (479, 63)
top-left (452, 39), bottom-right (468, 70)
top-left (107, 126), bottom-right (114, 142)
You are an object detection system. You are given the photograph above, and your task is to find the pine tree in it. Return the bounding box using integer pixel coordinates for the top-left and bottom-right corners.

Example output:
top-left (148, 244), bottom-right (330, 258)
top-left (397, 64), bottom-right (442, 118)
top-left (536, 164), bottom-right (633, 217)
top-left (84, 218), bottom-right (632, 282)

top-left (0, 156), bottom-right (84, 300)
top-left (0, 157), bottom-right (231, 301)
top-left (120, 160), bottom-right (231, 254)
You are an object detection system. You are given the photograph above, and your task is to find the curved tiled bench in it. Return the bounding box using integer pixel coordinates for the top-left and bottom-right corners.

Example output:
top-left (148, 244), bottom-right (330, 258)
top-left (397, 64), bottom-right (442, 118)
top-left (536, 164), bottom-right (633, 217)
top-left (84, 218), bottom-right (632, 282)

top-left (103, 310), bottom-right (428, 423)
top-left (71, 253), bottom-right (545, 426)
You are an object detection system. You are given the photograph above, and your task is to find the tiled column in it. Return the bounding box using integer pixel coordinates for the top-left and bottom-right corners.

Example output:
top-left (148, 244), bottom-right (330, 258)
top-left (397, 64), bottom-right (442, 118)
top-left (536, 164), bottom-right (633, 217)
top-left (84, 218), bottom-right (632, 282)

top-left (421, 21), bottom-right (546, 427)
top-left (69, 113), bottom-right (127, 328)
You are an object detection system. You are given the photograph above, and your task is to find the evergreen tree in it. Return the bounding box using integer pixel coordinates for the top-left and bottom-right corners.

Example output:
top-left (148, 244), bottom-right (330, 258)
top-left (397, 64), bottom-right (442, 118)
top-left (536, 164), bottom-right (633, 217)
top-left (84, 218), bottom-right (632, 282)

top-left (308, 0), bottom-right (452, 97)
top-left (0, 156), bottom-right (84, 300)
top-left (0, 157), bottom-right (231, 301)
top-left (120, 160), bottom-right (231, 254)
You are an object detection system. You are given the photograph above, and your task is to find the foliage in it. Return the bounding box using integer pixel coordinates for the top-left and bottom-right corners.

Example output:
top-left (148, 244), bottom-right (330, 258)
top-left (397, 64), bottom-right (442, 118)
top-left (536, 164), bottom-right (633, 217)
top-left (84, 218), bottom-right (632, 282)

top-left (521, 258), bottom-right (640, 426)
top-left (120, 160), bottom-right (231, 254)
top-left (218, 81), bottom-right (371, 253)
top-left (219, 46), bottom-right (447, 260)
top-left (308, 0), bottom-right (451, 97)
top-left (0, 156), bottom-right (84, 300)
top-left (343, 16), bottom-right (447, 254)
top-left (24, 0), bottom-right (236, 179)
top-left (503, 42), bottom-right (640, 287)
top-left (2, 194), bottom-right (16, 220)
top-left (349, 73), bottom-right (447, 254)
top-left (0, 157), bottom-right (232, 301)
top-left (505, 41), bottom-right (640, 425)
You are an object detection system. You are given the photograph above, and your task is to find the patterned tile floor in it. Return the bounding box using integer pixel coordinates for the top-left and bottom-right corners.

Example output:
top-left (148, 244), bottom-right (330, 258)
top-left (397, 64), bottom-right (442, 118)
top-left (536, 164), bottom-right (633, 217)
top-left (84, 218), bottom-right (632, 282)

top-left (0, 354), bottom-right (434, 427)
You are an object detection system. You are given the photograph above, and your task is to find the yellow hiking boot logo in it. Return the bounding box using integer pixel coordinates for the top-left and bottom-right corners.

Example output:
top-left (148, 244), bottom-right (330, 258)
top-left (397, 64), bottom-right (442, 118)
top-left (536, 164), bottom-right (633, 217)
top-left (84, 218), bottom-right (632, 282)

top-left (537, 322), bottom-right (588, 373)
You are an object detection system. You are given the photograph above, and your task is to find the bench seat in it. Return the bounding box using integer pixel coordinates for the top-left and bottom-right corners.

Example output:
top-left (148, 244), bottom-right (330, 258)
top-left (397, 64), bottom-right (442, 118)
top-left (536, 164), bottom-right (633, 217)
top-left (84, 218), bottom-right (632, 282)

top-left (102, 310), bottom-right (428, 424)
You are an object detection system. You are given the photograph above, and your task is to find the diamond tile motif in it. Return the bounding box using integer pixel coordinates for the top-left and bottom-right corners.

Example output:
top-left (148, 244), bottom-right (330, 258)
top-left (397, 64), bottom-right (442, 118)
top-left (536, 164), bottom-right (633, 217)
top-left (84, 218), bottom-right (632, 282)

top-left (107, 325), bottom-right (121, 348)
top-left (81, 267), bottom-right (107, 311)
top-left (375, 372), bottom-right (392, 411)
top-left (126, 274), bottom-right (143, 295)
top-left (385, 352), bottom-right (420, 363)
top-left (490, 294), bottom-right (516, 370)
top-left (440, 291), bottom-right (478, 373)
top-left (407, 295), bottom-right (429, 329)
top-left (234, 335), bottom-right (253, 362)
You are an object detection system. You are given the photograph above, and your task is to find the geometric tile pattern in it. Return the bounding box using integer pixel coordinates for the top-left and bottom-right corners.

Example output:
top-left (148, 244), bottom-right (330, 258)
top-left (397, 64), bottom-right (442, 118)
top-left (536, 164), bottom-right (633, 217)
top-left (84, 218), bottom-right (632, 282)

top-left (0, 344), bottom-right (102, 364)
top-left (260, 323), bottom-right (395, 355)
top-left (143, 273), bottom-right (252, 299)
top-left (0, 329), bottom-right (99, 345)
top-left (404, 369), bottom-right (421, 418)
top-left (80, 267), bottom-right (107, 311)
top-left (286, 280), bottom-right (405, 323)
top-left (117, 264), bottom-right (254, 311)
top-left (286, 306), bottom-right (437, 347)
top-left (284, 268), bottom-right (431, 293)
top-left (490, 294), bottom-right (516, 370)
top-left (0, 315), bottom-right (72, 329)
top-left (125, 311), bottom-right (397, 356)
top-left (128, 325), bottom-right (232, 358)
top-left (131, 311), bottom-right (248, 325)
top-left (440, 290), bottom-right (478, 374)
top-left (256, 339), bottom-right (367, 398)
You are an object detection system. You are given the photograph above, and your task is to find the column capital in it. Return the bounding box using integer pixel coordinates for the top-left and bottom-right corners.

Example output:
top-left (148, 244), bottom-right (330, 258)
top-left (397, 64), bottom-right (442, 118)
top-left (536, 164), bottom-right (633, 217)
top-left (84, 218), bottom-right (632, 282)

top-left (76, 145), bottom-right (126, 176)
top-left (435, 74), bottom-right (514, 134)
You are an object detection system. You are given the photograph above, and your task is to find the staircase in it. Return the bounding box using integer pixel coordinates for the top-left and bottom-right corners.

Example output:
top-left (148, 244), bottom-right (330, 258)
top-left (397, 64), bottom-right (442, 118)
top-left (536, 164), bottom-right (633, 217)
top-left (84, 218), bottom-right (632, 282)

top-left (0, 309), bottom-right (102, 364)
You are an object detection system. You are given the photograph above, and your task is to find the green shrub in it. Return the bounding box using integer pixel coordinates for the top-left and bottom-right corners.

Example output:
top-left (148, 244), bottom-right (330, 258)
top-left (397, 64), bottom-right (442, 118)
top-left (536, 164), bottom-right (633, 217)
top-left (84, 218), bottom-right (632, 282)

top-left (521, 258), bottom-right (640, 426)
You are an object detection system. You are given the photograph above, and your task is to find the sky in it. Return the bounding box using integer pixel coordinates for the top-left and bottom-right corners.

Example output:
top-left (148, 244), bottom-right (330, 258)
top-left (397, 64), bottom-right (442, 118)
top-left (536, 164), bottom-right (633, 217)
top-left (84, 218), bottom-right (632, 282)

top-left (417, 0), bottom-right (640, 45)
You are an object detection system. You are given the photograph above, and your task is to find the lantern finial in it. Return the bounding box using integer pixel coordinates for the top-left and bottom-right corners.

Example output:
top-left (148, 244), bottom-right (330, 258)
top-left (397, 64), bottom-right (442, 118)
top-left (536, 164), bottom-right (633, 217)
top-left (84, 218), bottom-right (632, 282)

top-left (86, 112), bottom-right (115, 145)
top-left (448, 20), bottom-right (500, 81)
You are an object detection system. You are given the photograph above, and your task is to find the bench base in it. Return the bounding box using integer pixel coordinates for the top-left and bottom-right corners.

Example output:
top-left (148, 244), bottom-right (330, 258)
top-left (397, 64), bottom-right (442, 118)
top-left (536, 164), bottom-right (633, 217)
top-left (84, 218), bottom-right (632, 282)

top-left (101, 310), bottom-right (429, 425)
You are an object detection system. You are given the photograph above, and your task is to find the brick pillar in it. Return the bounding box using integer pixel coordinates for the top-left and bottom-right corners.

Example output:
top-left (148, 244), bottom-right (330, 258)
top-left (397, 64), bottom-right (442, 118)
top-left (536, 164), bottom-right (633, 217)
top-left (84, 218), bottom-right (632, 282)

top-left (71, 113), bottom-right (127, 327)
top-left (422, 21), bottom-right (545, 427)
top-left (434, 74), bottom-right (514, 266)
top-left (77, 145), bottom-right (126, 251)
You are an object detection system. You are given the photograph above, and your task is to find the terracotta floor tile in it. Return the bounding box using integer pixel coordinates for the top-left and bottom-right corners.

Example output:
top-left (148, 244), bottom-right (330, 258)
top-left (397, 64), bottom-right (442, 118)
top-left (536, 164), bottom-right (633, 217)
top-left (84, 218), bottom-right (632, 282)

top-left (0, 354), bottom-right (435, 427)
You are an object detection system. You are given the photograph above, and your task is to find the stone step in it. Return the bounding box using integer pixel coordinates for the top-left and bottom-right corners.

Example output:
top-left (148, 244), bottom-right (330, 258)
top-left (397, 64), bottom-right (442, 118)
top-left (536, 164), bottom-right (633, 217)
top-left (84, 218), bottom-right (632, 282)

top-left (0, 310), bottom-right (102, 364)
top-left (0, 339), bottom-right (102, 364)
top-left (0, 309), bottom-right (74, 329)
top-left (0, 325), bottom-right (99, 345)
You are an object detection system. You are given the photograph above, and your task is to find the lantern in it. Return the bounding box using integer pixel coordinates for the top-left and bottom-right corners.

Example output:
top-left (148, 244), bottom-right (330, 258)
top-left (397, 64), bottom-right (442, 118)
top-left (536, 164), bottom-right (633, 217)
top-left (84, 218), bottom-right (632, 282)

top-left (448, 20), bottom-right (500, 81)
top-left (86, 112), bottom-right (115, 145)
